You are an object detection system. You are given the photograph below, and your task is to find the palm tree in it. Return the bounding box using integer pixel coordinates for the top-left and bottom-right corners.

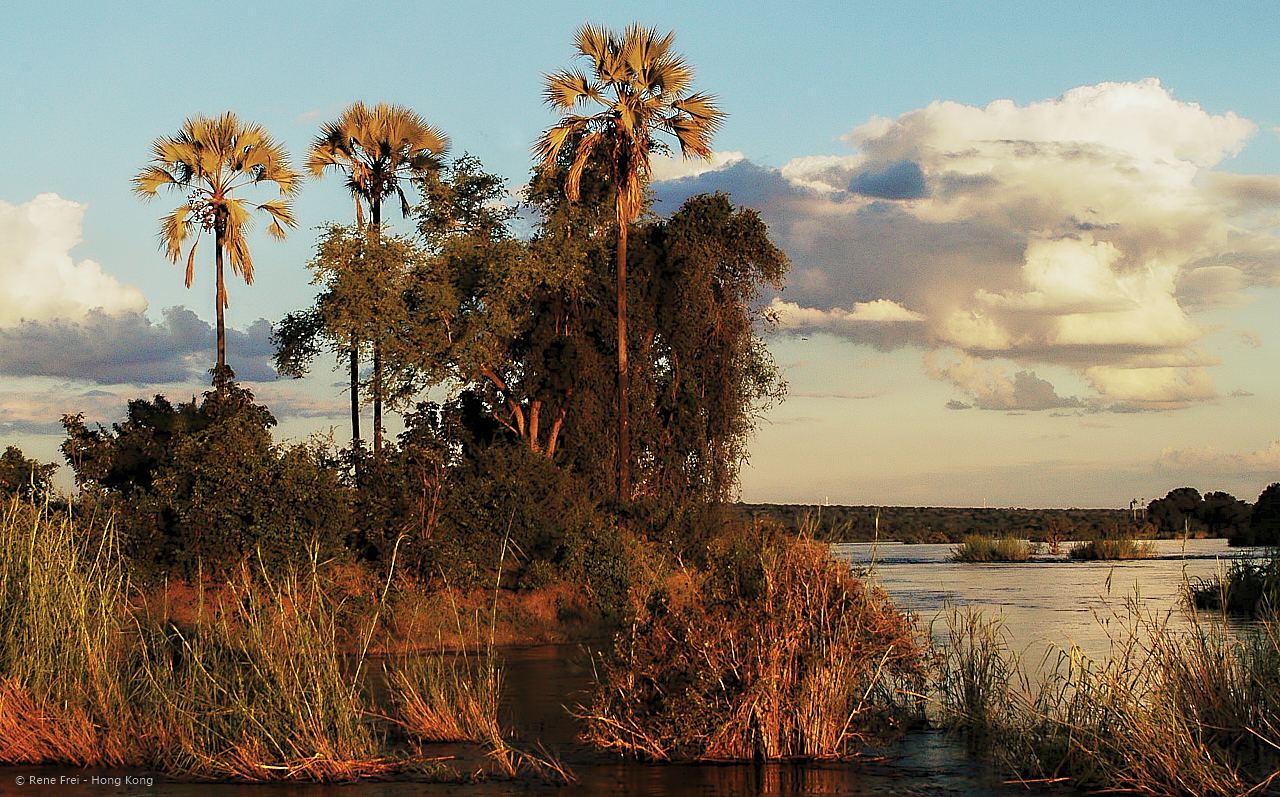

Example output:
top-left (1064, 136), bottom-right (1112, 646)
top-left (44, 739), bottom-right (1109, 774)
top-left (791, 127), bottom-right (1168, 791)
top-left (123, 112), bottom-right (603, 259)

top-left (536, 23), bottom-right (725, 500)
top-left (307, 102), bottom-right (449, 452)
top-left (134, 113), bottom-right (300, 381)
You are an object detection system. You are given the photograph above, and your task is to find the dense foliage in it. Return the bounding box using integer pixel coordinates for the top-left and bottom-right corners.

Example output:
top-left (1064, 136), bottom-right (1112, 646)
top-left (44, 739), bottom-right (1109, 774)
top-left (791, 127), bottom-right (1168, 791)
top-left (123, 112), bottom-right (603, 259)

top-left (0, 447), bottom-right (57, 504)
top-left (60, 370), bottom-right (349, 578)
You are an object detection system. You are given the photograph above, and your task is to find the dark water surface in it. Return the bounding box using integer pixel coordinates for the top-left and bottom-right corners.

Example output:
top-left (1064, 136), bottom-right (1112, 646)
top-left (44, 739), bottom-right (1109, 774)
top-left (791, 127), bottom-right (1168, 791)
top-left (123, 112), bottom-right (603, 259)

top-left (2, 538), bottom-right (1259, 797)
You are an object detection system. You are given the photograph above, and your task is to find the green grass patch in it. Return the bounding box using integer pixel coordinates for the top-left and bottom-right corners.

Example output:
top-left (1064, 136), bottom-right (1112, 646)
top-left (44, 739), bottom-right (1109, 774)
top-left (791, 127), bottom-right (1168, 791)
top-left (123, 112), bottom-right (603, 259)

top-left (949, 535), bottom-right (1038, 562)
top-left (1188, 553), bottom-right (1280, 616)
top-left (1068, 537), bottom-right (1155, 560)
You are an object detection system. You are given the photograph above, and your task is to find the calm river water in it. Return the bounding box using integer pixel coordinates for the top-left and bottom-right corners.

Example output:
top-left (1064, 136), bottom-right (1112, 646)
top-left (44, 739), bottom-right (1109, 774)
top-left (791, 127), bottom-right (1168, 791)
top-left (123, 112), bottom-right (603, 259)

top-left (1, 538), bottom-right (1260, 797)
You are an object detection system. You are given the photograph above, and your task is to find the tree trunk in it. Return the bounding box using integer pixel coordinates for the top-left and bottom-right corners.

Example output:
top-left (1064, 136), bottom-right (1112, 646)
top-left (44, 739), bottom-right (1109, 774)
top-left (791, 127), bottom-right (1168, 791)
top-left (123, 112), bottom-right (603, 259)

top-left (350, 339), bottom-right (361, 446)
top-left (617, 221), bottom-right (631, 501)
top-left (215, 225), bottom-right (227, 386)
top-left (371, 200), bottom-right (384, 453)
top-left (373, 345), bottom-right (383, 453)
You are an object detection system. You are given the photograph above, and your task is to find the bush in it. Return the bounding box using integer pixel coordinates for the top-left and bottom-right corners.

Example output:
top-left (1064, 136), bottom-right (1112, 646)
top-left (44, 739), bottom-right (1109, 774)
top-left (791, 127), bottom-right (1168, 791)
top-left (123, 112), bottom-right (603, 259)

top-left (950, 535), bottom-right (1038, 562)
top-left (1188, 553), bottom-right (1280, 616)
top-left (61, 377), bottom-right (351, 579)
top-left (1069, 537), bottom-right (1154, 560)
top-left (579, 533), bottom-right (928, 760)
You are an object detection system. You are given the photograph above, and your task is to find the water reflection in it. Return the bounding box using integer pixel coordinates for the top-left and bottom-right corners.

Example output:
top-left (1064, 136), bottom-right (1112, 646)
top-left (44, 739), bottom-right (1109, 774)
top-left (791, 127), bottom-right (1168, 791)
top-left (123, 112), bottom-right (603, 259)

top-left (832, 538), bottom-right (1254, 663)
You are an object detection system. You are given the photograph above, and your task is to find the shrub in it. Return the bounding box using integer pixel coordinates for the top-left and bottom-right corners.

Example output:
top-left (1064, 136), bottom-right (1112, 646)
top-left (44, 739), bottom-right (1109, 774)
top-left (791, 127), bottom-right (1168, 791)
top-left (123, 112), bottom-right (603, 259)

top-left (61, 379), bottom-right (351, 579)
top-left (1069, 537), bottom-right (1154, 560)
top-left (579, 534), bottom-right (929, 760)
top-left (1188, 553), bottom-right (1280, 616)
top-left (950, 535), bottom-right (1038, 562)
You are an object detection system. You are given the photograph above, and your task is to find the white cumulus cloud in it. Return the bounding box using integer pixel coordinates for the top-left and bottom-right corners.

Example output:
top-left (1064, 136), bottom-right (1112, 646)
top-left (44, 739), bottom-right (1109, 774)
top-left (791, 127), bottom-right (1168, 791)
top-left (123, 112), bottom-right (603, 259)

top-left (656, 79), bottom-right (1280, 410)
top-left (0, 193), bottom-right (147, 327)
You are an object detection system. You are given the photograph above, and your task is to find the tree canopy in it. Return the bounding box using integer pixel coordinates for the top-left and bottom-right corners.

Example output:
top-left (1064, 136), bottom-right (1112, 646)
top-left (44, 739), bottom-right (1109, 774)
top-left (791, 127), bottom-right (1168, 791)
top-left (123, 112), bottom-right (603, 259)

top-left (134, 113), bottom-right (300, 374)
top-left (536, 23), bottom-right (726, 500)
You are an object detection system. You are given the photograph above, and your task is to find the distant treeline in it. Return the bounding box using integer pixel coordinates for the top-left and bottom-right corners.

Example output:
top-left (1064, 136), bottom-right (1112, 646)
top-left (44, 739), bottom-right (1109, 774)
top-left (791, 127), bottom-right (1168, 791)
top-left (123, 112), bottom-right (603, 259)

top-left (733, 503), bottom-right (1138, 543)
top-left (738, 485), bottom-right (1280, 545)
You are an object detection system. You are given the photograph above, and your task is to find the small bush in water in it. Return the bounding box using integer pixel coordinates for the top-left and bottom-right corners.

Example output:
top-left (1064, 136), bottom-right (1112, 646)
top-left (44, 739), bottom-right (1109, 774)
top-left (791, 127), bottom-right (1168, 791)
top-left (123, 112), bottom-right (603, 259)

top-left (950, 536), bottom-right (1038, 563)
top-left (579, 532), bottom-right (929, 760)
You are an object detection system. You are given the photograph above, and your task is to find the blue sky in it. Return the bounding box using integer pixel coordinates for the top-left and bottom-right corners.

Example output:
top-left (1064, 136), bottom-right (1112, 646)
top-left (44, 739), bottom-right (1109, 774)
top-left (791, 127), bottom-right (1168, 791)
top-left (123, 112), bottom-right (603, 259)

top-left (3, 1), bottom-right (1280, 507)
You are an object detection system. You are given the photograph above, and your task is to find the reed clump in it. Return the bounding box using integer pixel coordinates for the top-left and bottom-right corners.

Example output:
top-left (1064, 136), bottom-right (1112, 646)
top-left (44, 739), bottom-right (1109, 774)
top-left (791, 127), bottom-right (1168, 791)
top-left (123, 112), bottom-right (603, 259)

top-left (1069, 537), bottom-right (1155, 560)
top-left (0, 498), bottom-right (548, 782)
top-left (950, 535), bottom-right (1038, 563)
top-left (1188, 552), bottom-right (1280, 616)
top-left (580, 532), bottom-right (929, 760)
top-left (935, 603), bottom-right (1280, 796)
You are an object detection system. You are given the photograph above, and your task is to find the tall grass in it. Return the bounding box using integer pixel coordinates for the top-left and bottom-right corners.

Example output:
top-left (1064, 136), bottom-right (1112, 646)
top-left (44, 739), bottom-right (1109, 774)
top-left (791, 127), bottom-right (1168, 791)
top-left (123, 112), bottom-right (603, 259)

top-left (0, 498), bottom-right (383, 778)
top-left (1188, 553), bottom-right (1280, 616)
top-left (934, 603), bottom-right (1280, 795)
top-left (580, 536), bottom-right (929, 760)
top-left (950, 535), bottom-right (1038, 563)
top-left (0, 498), bottom-right (563, 782)
top-left (1069, 537), bottom-right (1155, 560)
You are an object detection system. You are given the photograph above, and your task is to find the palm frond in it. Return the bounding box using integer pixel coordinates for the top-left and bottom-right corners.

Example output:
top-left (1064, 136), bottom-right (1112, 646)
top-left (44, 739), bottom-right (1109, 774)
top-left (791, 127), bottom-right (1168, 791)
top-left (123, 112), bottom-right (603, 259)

top-left (133, 165), bottom-right (178, 197)
top-left (158, 206), bottom-right (192, 265)
top-left (575, 23), bottom-right (612, 65)
top-left (185, 238), bottom-right (199, 287)
top-left (538, 23), bottom-right (723, 223)
top-left (543, 69), bottom-right (602, 108)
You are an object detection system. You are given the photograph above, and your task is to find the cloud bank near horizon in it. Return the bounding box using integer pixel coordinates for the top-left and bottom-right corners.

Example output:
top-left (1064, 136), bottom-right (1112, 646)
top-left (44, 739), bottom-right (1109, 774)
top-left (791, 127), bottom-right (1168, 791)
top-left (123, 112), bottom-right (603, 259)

top-left (0, 192), bottom-right (279, 386)
top-left (656, 79), bottom-right (1280, 411)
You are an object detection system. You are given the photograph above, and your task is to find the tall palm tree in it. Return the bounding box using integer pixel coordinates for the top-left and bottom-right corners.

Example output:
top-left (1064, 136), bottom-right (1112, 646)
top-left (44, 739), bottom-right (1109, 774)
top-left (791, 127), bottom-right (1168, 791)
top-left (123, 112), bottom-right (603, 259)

top-left (536, 23), bottom-right (725, 500)
top-left (134, 113), bottom-right (300, 381)
top-left (307, 102), bottom-right (449, 452)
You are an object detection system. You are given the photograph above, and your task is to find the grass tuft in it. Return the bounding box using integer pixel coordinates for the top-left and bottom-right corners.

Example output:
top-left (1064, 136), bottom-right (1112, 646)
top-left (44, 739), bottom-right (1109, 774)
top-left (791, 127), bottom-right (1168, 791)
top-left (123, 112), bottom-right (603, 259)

top-left (1068, 537), bottom-right (1155, 560)
top-left (950, 535), bottom-right (1038, 563)
top-left (934, 602), bottom-right (1280, 796)
top-left (579, 535), bottom-right (929, 760)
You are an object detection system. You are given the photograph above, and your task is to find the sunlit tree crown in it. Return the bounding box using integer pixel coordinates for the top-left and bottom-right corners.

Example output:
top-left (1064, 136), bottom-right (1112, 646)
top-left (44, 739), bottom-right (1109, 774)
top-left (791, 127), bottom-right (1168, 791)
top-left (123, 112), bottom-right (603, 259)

top-left (133, 112), bottom-right (300, 289)
top-left (535, 23), bottom-right (725, 223)
top-left (307, 101), bottom-right (450, 226)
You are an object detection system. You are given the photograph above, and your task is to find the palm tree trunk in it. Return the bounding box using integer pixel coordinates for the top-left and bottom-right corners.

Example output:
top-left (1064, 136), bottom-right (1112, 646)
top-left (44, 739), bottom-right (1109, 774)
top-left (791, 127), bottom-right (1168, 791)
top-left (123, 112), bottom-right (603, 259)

top-left (350, 338), bottom-right (361, 446)
top-left (215, 227), bottom-right (227, 384)
top-left (373, 346), bottom-right (383, 453)
top-left (371, 200), bottom-right (384, 454)
top-left (617, 221), bottom-right (631, 501)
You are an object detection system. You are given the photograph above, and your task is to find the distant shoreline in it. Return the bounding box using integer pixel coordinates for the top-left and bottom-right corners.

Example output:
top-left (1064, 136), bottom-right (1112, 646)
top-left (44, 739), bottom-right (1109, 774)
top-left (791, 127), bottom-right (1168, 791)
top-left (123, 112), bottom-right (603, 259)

top-left (733, 502), bottom-right (1157, 543)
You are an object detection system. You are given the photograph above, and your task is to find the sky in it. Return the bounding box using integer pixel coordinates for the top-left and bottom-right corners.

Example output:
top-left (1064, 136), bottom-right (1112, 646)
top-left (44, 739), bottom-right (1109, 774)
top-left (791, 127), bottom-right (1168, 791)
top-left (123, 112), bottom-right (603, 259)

top-left (3, 0), bottom-right (1280, 508)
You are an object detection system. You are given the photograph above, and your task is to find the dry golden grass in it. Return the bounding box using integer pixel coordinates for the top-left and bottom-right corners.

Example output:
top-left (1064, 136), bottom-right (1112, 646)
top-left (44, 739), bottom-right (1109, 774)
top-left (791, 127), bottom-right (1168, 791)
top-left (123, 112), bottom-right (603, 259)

top-left (580, 534), bottom-right (929, 760)
top-left (935, 602), bottom-right (1280, 796)
top-left (0, 498), bottom-right (569, 783)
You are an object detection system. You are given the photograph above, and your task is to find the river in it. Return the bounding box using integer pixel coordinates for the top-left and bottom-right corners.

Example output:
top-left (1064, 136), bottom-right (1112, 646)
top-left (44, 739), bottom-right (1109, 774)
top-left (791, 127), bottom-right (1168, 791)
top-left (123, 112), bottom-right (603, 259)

top-left (0, 538), bottom-right (1262, 796)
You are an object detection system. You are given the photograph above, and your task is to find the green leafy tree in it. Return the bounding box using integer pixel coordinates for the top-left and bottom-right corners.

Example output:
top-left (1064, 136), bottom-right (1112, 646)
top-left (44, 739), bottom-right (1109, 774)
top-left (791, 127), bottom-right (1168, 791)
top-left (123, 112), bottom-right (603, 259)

top-left (537, 23), bottom-right (726, 500)
top-left (0, 446), bottom-right (57, 503)
top-left (1243, 483), bottom-right (1280, 547)
top-left (628, 193), bottom-right (788, 506)
top-left (1147, 487), bottom-right (1204, 536)
top-left (62, 373), bottom-right (350, 577)
top-left (391, 156), bottom-right (579, 457)
top-left (134, 113), bottom-right (300, 376)
top-left (274, 225), bottom-right (421, 455)
top-left (307, 102), bottom-right (449, 451)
